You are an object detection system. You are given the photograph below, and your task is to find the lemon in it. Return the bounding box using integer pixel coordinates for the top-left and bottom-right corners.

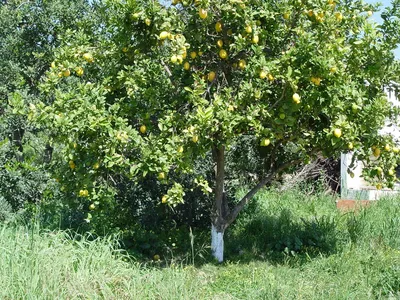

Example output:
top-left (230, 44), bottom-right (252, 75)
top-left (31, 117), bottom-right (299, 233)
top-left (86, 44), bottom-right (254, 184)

top-left (260, 138), bottom-right (271, 146)
top-left (259, 70), bottom-right (267, 79)
top-left (199, 8), bottom-right (208, 19)
top-left (333, 128), bottom-right (342, 138)
top-left (292, 93), bottom-right (301, 104)
top-left (373, 148), bottom-right (381, 157)
top-left (69, 160), bottom-right (76, 170)
top-left (348, 142), bottom-right (354, 150)
top-left (83, 53), bottom-right (94, 63)
top-left (215, 22), bottom-right (223, 32)
top-left (238, 59), bottom-right (246, 70)
top-left (140, 125), bottom-right (147, 134)
top-left (75, 67), bottom-right (84, 77)
top-left (252, 35), bottom-right (259, 44)
top-left (219, 49), bottom-right (228, 59)
top-left (171, 55), bottom-right (178, 64)
top-left (335, 12), bottom-right (343, 21)
top-left (159, 31), bottom-right (169, 40)
top-left (62, 69), bottom-right (71, 77)
top-left (208, 71), bottom-right (216, 82)
top-left (183, 62), bottom-right (190, 70)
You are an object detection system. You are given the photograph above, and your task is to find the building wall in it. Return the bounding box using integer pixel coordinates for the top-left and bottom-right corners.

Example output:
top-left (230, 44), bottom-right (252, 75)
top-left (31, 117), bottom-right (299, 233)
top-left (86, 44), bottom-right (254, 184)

top-left (341, 85), bottom-right (400, 200)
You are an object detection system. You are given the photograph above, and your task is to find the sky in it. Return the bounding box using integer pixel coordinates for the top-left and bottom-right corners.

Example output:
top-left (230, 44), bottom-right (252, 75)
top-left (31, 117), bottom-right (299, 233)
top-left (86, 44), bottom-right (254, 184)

top-left (161, 0), bottom-right (399, 57)
top-left (365, 0), bottom-right (400, 58)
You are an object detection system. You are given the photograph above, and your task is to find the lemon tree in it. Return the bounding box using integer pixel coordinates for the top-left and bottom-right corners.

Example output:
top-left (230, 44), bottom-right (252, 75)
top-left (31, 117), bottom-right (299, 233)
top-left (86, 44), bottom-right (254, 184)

top-left (33, 0), bottom-right (400, 261)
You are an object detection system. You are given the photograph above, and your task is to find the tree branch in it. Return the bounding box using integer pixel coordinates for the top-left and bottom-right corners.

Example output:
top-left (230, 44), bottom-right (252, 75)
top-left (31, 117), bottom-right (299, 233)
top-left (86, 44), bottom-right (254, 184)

top-left (225, 159), bottom-right (302, 227)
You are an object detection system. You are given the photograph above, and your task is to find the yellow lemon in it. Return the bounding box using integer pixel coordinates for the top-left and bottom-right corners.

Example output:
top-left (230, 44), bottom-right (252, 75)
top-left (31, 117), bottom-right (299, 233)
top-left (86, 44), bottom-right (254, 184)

top-left (268, 74), bottom-right (274, 81)
top-left (333, 128), bottom-right (342, 138)
top-left (140, 125), bottom-right (147, 134)
top-left (69, 160), bottom-right (76, 170)
top-left (62, 69), bottom-right (71, 77)
top-left (199, 8), bottom-right (208, 19)
top-left (292, 93), bottom-right (301, 104)
top-left (219, 49), bottom-right (228, 59)
top-left (159, 31), bottom-right (169, 40)
top-left (335, 12), bottom-right (343, 21)
top-left (76, 67), bottom-right (84, 77)
top-left (184, 62), bottom-right (190, 70)
top-left (215, 22), bottom-right (223, 32)
top-left (373, 148), bottom-right (381, 157)
top-left (348, 142), bottom-right (354, 150)
top-left (260, 138), bottom-right (271, 146)
top-left (208, 71), bottom-right (216, 82)
top-left (238, 59), bottom-right (246, 70)
top-left (83, 53), bottom-right (94, 63)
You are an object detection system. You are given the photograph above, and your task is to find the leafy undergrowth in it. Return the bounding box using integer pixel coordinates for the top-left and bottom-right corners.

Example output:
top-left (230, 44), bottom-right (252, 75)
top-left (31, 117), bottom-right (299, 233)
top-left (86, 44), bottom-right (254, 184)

top-left (1, 189), bottom-right (400, 299)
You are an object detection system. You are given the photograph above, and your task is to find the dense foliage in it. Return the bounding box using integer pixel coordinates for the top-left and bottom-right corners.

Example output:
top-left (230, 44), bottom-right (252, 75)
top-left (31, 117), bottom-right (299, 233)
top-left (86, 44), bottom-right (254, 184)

top-left (1, 0), bottom-right (400, 261)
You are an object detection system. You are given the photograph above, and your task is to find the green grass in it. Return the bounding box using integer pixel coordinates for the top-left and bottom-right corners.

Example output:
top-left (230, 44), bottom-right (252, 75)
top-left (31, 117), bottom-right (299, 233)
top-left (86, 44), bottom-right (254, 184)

top-left (1, 188), bottom-right (400, 299)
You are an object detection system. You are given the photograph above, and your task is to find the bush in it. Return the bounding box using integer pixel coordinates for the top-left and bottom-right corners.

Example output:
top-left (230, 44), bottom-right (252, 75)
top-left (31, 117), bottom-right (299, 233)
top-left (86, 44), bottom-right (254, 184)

top-left (0, 196), bottom-right (12, 222)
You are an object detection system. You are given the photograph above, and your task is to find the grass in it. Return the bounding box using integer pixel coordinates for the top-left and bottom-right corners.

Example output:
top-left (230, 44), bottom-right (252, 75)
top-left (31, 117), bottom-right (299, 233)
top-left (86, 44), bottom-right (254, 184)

top-left (1, 188), bottom-right (400, 299)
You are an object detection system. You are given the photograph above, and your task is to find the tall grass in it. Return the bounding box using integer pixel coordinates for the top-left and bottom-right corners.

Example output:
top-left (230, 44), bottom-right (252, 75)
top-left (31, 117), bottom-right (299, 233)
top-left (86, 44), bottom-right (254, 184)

top-left (0, 188), bottom-right (399, 299)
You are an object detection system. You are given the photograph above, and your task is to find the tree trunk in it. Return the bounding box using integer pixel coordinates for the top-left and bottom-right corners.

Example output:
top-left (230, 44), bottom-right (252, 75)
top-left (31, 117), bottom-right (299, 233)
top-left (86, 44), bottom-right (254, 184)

top-left (211, 223), bottom-right (225, 262)
top-left (211, 144), bottom-right (229, 262)
top-left (210, 143), bottom-right (302, 262)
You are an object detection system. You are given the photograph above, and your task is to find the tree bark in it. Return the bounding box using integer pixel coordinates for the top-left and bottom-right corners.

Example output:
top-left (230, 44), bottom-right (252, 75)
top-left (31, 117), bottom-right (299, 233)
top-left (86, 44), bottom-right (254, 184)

top-left (226, 159), bottom-right (301, 227)
top-left (211, 145), bottom-right (229, 262)
top-left (209, 148), bottom-right (301, 261)
top-left (211, 223), bottom-right (225, 262)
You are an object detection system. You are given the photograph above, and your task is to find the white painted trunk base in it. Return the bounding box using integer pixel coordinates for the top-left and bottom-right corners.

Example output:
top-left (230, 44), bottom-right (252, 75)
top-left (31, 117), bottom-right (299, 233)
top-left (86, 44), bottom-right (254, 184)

top-left (211, 224), bottom-right (224, 262)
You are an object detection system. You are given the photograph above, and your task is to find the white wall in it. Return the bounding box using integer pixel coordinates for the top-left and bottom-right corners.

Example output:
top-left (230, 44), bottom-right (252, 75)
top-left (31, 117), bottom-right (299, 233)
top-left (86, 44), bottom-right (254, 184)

top-left (341, 85), bottom-right (400, 200)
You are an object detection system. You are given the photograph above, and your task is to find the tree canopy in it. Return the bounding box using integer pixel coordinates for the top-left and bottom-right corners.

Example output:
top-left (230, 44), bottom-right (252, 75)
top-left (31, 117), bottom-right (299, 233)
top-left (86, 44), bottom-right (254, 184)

top-left (26, 0), bottom-right (400, 261)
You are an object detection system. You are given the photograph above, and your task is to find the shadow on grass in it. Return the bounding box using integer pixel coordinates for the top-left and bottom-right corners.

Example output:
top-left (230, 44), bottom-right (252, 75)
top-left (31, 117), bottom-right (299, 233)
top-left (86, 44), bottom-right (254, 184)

top-left (224, 208), bottom-right (339, 266)
top-left (114, 208), bottom-right (340, 268)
